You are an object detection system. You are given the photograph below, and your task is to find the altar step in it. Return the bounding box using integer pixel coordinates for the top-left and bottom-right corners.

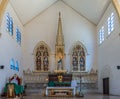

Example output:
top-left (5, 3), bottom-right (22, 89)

top-left (25, 89), bottom-right (42, 95)
top-left (25, 83), bottom-right (46, 95)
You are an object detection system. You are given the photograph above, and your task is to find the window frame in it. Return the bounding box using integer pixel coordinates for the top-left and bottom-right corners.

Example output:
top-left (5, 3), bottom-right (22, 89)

top-left (6, 12), bottom-right (13, 36)
top-left (99, 26), bottom-right (104, 44)
top-left (16, 26), bottom-right (21, 45)
top-left (107, 12), bottom-right (114, 35)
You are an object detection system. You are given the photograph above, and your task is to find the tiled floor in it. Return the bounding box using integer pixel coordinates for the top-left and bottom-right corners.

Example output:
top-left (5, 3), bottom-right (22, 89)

top-left (1, 94), bottom-right (120, 99)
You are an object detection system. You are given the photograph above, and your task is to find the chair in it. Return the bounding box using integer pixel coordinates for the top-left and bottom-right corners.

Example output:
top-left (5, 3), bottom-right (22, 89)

top-left (7, 84), bottom-right (15, 98)
top-left (5, 74), bottom-right (24, 98)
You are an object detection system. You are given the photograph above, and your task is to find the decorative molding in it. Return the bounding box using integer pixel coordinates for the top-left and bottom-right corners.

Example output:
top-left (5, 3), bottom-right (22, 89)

top-left (68, 41), bottom-right (88, 55)
top-left (112, 0), bottom-right (120, 19)
top-left (0, 0), bottom-right (9, 25)
top-left (33, 41), bottom-right (51, 54)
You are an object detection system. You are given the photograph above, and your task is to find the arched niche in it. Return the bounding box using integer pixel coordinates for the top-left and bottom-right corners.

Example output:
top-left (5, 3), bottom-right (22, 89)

top-left (33, 41), bottom-right (50, 72)
top-left (69, 41), bottom-right (87, 72)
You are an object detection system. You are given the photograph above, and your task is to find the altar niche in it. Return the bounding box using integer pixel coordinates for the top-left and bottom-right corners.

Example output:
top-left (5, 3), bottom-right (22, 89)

top-left (56, 47), bottom-right (64, 70)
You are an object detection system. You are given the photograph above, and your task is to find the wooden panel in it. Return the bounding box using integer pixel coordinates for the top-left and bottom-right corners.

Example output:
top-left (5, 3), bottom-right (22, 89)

top-left (49, 74), bottom-right (72, 82)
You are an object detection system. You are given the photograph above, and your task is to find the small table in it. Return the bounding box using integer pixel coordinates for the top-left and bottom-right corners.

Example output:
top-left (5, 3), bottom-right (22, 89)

top-left (46, 87), bottom-right (76, 96)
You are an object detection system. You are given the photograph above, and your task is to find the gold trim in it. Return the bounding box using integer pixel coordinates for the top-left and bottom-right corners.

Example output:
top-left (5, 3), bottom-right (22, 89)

top-left (112, 0), bottom-right (120, 18)
top-left (0, 0), bottom-right (9, 25)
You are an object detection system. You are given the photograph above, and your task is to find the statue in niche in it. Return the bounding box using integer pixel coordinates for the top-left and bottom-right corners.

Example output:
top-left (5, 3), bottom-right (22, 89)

top-left (57, 48), bottom-right (63, 70)
top-left (57, 57), bottom-right (62, 70)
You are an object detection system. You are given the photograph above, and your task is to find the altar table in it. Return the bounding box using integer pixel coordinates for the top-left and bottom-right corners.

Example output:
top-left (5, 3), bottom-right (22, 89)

top-left (46, 87), bottom-right (76, 96)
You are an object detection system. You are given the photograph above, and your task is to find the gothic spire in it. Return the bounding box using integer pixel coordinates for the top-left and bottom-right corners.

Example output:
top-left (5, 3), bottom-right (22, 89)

top-left (56, 12), bottom-right (64, 46)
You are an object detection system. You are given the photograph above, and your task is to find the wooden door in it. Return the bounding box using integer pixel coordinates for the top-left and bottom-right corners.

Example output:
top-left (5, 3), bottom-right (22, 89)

top-left (103, 78), bottom-right (109, 95)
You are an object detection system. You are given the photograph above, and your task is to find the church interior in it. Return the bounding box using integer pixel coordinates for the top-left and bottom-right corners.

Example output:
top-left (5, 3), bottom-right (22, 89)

top-left (0, 0), bottom-right (120, 99)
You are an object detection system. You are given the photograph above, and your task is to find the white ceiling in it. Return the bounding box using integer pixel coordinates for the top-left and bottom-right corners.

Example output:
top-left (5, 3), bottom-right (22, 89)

top-left (10, 0), bottom-right (111, 25)
top-left (63, 0), bottom-right (111, 25)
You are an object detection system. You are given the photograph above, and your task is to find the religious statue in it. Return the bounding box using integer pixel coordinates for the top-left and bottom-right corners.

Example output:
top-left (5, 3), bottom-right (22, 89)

top-left (9, 74), bottom-right (21, 85)
top-left (57, 57), bottom-right (62, 70)
top-left (58, 75), bottom-right (63, 82)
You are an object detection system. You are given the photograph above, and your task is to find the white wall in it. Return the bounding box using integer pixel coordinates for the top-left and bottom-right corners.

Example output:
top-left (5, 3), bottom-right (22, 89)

top-left (23, 1), bottom-right (97, 72)
top-left (0, 3), bottom-right (23, 94)
top-left (97, 3), bottom-right (120, 95)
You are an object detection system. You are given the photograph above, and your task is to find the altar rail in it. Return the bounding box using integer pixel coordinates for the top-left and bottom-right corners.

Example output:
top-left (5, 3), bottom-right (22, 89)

top-left (23, 72), bottom-right (49, 94)
top-left (72, 72), bottom-right (98, 93)
top-left (23, 72), bottom-right (49, 83)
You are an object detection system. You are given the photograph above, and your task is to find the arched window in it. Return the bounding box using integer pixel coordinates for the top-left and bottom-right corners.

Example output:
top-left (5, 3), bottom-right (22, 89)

top-left (71, 43), bottom-right (86, 71)
top-left (6, 12), bottom-right (13, 36)
top-left (15, 61), bottom-right (19, 71)
top-left (10, 58), bottom-right (15, 70)
top-left (107, 12), bottom-right (114, 35)
top-left (35, 42), bottom-right (49, 71)
top-left (16, 26), bottom-right (21, 45)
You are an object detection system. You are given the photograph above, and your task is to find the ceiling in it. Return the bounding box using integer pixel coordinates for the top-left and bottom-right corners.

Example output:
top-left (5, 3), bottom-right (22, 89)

top-left (9, 0), bottom-right (111, 25)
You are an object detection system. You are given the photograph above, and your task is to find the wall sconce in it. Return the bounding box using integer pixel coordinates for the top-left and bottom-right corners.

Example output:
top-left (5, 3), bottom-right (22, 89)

top-left (0, 33), bottom-right (1, 37)
top-left (0, 65), bottom-right (4, 69)
top-left (117, 65), bottom-right (120, 70)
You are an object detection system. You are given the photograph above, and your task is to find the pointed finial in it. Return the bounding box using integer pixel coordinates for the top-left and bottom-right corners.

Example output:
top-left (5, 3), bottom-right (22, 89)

top-left (56, 12), bottom-right (64, 46)
top-left (59, 12), bottom-right (61, 18)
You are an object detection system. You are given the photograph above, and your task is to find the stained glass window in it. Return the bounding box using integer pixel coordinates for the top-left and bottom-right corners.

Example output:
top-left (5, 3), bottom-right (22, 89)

top-left (99, 26), bottom-right (104, 44)
top-left (10, 58), bottom-right (15, 70)
top-left (108, 12), bottom-right (114, 35)
top-left (35, 44), bottom-right (49, 71)
top-left (16, 27), bottom-right (21, 45)
top-left (72, 44), bottom-right (85, 71)
top-left (6, 12), bottom-right (13, 36)
top-left (15, 61), bottom-right (19, 71)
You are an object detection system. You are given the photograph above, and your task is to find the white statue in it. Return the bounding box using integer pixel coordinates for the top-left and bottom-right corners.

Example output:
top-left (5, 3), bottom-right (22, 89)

top-left (57, 58), bottom-right (62, 70)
